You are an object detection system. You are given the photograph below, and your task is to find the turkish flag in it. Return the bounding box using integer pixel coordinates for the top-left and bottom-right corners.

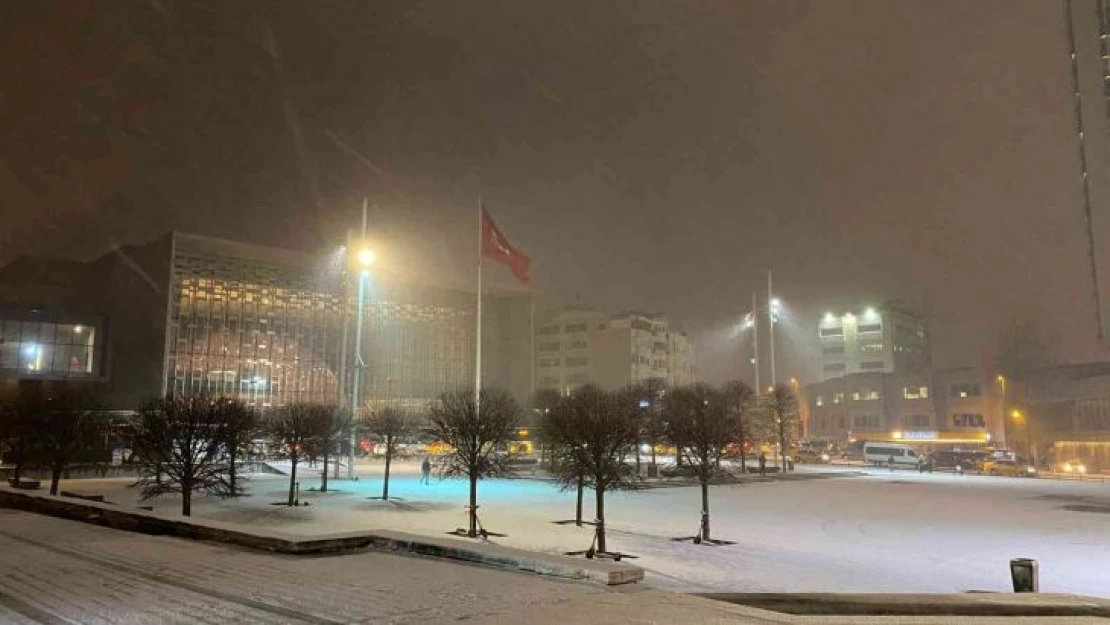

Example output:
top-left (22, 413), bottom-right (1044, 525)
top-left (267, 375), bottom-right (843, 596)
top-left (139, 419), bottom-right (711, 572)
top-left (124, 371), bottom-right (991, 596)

top-left (481, 208), bottom-right (532, 284)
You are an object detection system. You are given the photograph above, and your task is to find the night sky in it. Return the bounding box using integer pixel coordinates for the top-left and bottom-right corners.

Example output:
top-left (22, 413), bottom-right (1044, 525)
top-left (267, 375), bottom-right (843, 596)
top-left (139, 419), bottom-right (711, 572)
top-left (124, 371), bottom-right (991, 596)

top-left (1, 1), bottom-right (1105, 384)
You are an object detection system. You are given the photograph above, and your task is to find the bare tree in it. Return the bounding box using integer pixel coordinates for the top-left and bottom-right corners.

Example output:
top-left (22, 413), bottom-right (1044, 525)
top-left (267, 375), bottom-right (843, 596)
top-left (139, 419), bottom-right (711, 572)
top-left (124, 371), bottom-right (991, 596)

top-left (995, 319), bottom-right (1057, 381)
top-left (766, 382), bottom-right (800, 472)
top-left (538, 413), bottom-right (588, 525)
top-left (631, 378), bottom-right (667, 475)
top-left (31, 389), bottom-right (102, 495)
top-left (317, 407), bottom-right (351, 492)
top-left (531, 388), bottom-right (561, 467)
top-left (0, 393), bottom-right (36, 483)
top-left (216, 398), bottom-right (257, 497)
top-left (664, 384), bottom-right (736, 542)
top-left (542, 385), bottom-right (641, 554)
top-left (721, 380), bottom-right (757, 473)
top-left (266, 402), bottom-right (332, 506)
top-left (428, 389), bottom-right (520, 537)
top-left (361, 406), bottom-right (412, 500)
top-left (131, 395), bottom-right (231, 516)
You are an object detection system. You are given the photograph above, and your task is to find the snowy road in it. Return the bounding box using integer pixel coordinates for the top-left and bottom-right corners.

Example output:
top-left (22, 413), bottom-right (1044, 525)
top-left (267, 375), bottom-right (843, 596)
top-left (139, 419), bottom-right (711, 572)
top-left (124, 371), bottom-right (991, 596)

top-left (48, 464), bottom-right (1110, 598)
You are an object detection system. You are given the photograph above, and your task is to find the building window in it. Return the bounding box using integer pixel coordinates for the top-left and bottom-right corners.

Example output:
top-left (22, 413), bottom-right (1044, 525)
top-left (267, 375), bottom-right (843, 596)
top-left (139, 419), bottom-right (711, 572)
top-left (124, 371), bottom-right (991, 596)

top-left (860, 361), bottom-right (885, 370)
top-left (820, 327), bottom-right (844, 337)
top-left (952, 413), bottom-right (985, 428)
top-left (822, 346), bottom-right (845, 356)
top-left (564, 322), bottom-right (588, 333)
top-left (536, 325), bottom-right (560, 336)
top-left (902, 386), bottom-right (929, 400)
top-left (833, 392), bottom-right (844, 404)
top-left (823, 363), bottom-right (846, 374)
top-left (568, 339), bottom-right (588, 349)
top-left (853, 415), bottom-right (881, 429)
top-left (859, 341), bottom-right (884, 353)
top-left (858, 323), bottom-right (882, 333)
top-left (537, 342), bottom-right (560, 352)
top-left (567, 373), bottom-right (589, 384)
top-left (852, 389), bottom-right (880, 401)
top-left (950, 383), bottom-right (981, 398)
top-left (908, 414), bottom-right (931, 428)
top-left (815, 395), bottom-right (824, 407)
top-left (565, 357), bottom-right (589, 367)
top-left (836, 416), bottom-right (846, 428)
top-left (538, 376), bottom-right (560, 387)
top-left (538, 357), bottom-right (560, 367)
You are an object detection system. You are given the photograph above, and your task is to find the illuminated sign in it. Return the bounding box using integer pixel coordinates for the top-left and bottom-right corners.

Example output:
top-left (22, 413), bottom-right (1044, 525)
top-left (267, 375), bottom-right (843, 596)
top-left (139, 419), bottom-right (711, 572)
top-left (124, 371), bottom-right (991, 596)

top-left (901, 430), bottom-right (938, 440)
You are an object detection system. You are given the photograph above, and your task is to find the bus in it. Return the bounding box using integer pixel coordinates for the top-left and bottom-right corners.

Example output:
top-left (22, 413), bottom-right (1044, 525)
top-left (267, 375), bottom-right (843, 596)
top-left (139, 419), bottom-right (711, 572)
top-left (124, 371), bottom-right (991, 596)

top-left (863, 442), bottom-right (922, 467)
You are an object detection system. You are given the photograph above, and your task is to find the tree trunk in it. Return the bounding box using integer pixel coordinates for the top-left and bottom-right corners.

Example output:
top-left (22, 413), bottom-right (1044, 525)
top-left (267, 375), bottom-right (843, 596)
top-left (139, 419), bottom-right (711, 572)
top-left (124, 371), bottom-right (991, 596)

top-left (650, 444), bottom-right (657, 469)
top-left (780, 425), bottom-right (788, 471)
top-left (595, 483), bottom-right (606, 553)
top-left (228, 448), bottom-right (238, 496)
top-left (739, 418), bottom-right (747, 473)
top-left (12, 460), bottom-right (21, 483)
top-left (700, 479), bottom-right (710, 541)
top-left (182, 486), bottom-right (192, 517)
top-left (382, 436), bottom-right (392, 501)
top-left (468, 471), bottom-right (479, 537)
top-left (321, 445), bottom-right (329, 492)
top-left (50, 464), bottom-right (63, 496)
top-left (675, 442), bottom-right (683, 467)
top-left (635, 444), bottom-right (641, 475)
top-left (575, 474), bottom-right (584, 526)
top-left (288, 456), bottom-right (298, 506)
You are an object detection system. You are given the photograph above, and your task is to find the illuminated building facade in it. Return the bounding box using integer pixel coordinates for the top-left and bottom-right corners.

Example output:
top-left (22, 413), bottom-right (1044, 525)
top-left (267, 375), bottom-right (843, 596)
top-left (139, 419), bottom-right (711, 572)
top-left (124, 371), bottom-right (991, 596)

top-left (0, 232), bottom-right (532, 411)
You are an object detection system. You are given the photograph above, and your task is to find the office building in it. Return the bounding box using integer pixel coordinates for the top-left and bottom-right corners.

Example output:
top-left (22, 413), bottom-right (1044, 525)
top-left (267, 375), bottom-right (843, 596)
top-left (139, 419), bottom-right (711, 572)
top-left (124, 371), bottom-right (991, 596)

top-left (817, 302), bottom-right (929, 381)
top-left (535, 308), bottom-right (696, 393)
top-left (805, 367), bottom-right (1000, 449)
top-left (0, 232), bottom-right (532, 410)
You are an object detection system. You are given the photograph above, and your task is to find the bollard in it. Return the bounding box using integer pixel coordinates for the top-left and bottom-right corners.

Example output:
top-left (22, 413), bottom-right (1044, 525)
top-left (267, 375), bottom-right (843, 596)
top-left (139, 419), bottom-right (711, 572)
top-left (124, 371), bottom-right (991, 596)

top-left (1010, 558), bottom-right (1038, 593)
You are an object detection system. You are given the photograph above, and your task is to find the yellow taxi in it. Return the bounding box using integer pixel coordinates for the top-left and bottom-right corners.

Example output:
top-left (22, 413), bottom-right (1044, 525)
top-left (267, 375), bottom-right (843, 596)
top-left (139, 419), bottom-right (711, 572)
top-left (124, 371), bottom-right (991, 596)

top-left (981, 458), bottom-right (1037, 478)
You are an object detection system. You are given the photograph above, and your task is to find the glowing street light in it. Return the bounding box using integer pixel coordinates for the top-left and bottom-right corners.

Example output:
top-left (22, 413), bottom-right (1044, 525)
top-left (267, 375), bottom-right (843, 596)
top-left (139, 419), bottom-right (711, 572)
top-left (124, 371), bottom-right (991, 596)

top-left (356, 247), bottom-right (375, 269)
top-left (863, 307), bottom-right (878, 321)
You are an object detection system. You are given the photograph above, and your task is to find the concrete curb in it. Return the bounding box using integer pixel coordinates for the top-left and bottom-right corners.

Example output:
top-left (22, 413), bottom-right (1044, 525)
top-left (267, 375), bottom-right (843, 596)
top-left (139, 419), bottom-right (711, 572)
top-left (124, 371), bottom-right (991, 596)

top-left (697, 592), bottom-right (1110, 617)
top-left (0, 487), bottom-right (643, 586)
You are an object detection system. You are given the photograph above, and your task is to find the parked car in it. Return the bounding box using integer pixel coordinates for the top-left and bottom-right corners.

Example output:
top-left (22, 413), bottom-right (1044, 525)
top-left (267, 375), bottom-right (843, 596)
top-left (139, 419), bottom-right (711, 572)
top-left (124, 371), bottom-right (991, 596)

top-left (981, 458), bottom-right (1037, 477)
top-left (794, 448), bottom-right (831, 464)
top-left (1056, 459), bottom-right (1089, 475)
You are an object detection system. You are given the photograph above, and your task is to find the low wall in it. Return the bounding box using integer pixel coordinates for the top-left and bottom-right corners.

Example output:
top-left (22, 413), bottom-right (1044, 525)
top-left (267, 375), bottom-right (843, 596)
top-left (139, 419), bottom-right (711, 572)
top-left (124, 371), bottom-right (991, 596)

top-left (0, 487), bottom-right (642, 586)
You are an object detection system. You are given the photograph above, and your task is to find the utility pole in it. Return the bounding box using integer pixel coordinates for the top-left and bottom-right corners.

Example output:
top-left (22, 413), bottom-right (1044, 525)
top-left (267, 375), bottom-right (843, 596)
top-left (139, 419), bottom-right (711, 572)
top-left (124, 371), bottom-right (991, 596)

top-left (768, 271), bottom-right (777, 388)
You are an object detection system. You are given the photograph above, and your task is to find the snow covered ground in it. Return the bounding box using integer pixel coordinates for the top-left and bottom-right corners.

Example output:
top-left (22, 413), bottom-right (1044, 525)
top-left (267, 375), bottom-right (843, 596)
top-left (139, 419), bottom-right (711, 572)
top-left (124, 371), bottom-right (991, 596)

top-left (53, 462), bottom-right (1110, 598)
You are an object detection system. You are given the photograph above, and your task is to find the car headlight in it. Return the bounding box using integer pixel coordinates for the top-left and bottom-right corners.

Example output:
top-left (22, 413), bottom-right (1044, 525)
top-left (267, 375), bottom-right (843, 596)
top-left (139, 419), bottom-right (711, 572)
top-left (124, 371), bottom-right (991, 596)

top-left (821, 453), bottom-right (830, 461)
top-left (1026, 467), bottom-right (1036, 474)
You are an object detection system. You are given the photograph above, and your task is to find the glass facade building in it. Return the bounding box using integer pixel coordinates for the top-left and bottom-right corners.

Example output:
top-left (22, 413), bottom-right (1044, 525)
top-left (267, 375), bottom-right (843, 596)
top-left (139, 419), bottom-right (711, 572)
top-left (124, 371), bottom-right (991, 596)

top-left (0, 232), bottom-right (533, 411)
top-left (166, 238), bottom-right (343, 408)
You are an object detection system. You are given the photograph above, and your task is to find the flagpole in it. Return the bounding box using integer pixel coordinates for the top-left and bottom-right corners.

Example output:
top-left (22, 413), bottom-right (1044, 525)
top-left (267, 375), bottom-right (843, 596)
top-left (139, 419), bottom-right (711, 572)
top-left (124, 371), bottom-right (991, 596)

top-left (475, 196), bottom-right (483, 418)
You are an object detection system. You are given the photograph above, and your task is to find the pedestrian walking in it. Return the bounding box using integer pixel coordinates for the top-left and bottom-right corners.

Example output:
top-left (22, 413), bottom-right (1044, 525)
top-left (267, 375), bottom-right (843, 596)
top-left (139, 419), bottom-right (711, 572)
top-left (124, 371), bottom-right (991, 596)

top-left (420, 456), bottom-right (432, 485)
top-left (887, 454), bottom-right (895, 471)
top-left (758, 452), bottom-right (767, 476)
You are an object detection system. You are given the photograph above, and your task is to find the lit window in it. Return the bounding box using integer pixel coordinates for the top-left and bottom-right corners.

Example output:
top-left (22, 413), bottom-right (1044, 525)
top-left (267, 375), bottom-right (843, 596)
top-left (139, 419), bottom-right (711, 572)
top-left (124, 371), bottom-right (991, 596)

top-left (902, 386), bottom-right (929, 400)
top-left (815, 395), bottom-right (825, 407)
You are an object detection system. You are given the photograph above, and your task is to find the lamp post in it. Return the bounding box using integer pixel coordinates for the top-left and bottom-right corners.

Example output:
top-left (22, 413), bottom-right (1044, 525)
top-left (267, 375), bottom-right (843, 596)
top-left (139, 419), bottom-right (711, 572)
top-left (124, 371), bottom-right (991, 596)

top-left (1012, 409), bottom-right (1034, 465)
top-left (347, 245), bottom-right (375, 480)
top-left (997, 375), bottom-right (1007, 446)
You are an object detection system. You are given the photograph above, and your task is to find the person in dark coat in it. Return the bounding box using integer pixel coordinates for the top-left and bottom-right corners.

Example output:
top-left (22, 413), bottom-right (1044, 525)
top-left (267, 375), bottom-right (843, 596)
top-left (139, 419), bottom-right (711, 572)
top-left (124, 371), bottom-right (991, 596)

top-left (758, 452), bottom-right (767, 476)
top-left (420, 456), bottom-right (432, 485)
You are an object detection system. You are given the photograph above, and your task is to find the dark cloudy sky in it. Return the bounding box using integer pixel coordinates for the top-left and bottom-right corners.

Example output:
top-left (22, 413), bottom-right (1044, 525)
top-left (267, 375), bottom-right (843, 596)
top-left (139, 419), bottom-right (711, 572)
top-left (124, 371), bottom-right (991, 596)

top-left (1, 0), bottom-right (1106, 384)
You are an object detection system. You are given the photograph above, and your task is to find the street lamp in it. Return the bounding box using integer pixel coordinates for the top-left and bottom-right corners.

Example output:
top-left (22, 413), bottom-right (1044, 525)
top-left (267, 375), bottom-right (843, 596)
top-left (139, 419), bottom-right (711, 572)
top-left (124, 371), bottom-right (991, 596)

top-left (1011, 409), bottom-right (1034, 464)
top-left (347, 244), bottom-right (376, 479)
top-left (997, 375), bottom-right (1007, 446)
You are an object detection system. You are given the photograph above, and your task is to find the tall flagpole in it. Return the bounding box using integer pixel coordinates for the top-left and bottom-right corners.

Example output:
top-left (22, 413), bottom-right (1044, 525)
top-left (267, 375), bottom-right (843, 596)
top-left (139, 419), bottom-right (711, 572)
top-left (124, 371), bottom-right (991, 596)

top-left (751, 291), bottom-right (760, 393)
top-left (475, 196), bottom-right (483, 417)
